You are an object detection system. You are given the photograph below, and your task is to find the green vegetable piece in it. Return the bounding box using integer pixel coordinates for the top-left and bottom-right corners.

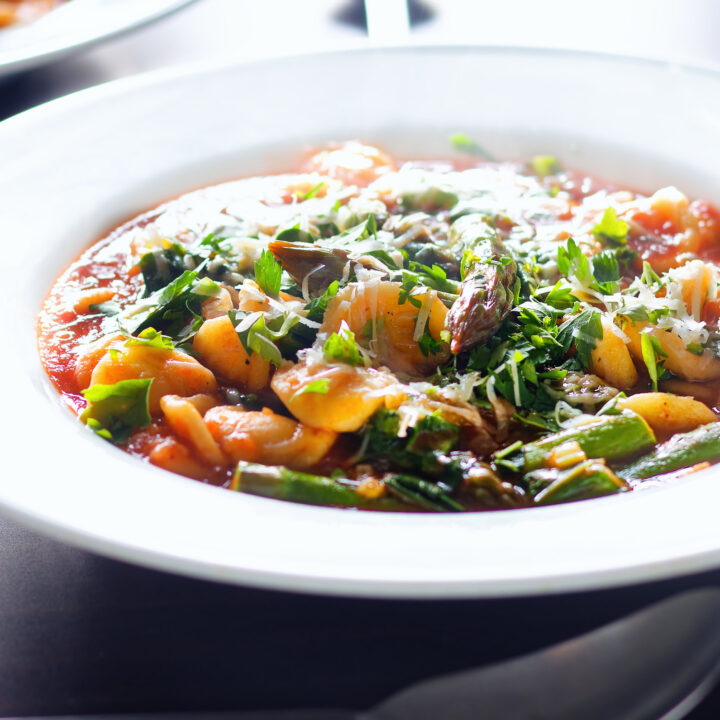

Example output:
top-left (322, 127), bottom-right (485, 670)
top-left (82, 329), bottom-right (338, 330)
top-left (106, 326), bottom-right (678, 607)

top-left (528, 460), bottom-right (627, 505)
top-left (80, 378), bottom-right (153, 444)
top-left (274, 226), bottom-right (315, 244)
top-left (124, 327), bottom-right (174, 350)
top-left (120, 269), bottom-right (219, 340)
top-left (557, 237), bottom-right (593, 287)
top-left (449, 133), bottom-right (494, 160)
top-left (402, 185), bottom-right (459, 212)
top-left (385, 474), bottom-right (465, 512)
top-left (292, 378), bottom-right (330, 398)
top-left (523, 410), bottom-right (656, 471)
top-left (300, 182), bottom-right (326, 200)
top-left (446, 214), bottom-right (517, 353)
top-left (640, 331), bottom-right (668, 391)
top-left (138, 243), bottom-right (188, 293)
top-left (232, 462), bottom-right (403, 510)
top-left (323, 322), bottom-right (363, 366)
top-left (237, 313), bottom-right (287, 367)
top-left (254, 248), bottom-right (283, 298)
top-left (556, 307), bottom-right (603, 370)
top-left (530, 155), bottom-right (560, 178)
top-left (269, 241), bottom-right (348, 297)
top-left (593, 208), bottom-right (629, 246)
top-left (619, 422), bottom-right (720, 481)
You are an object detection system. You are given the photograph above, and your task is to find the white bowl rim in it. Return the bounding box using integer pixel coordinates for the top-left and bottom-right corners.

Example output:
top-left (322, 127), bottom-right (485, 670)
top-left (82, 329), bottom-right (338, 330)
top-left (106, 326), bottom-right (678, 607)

top-left (4, 44), bottom-right (720, 598)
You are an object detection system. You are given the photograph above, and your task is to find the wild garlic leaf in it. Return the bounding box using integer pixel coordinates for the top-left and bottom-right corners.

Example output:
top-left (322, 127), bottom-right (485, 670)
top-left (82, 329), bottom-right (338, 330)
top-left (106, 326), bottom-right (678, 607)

top-left (81, 378), bottom-right (153, 444)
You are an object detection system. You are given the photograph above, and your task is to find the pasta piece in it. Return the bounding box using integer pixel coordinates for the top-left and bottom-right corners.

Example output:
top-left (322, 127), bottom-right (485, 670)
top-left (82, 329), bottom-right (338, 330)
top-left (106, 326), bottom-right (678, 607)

top-left (73, 287), bottom-right (117, 315)
top-left (75, 333), bottom-right (125, 390)
top-left (201, 287), bottom-right (234, 319)
top-left (320, 281), bottom-right (449, 377)
top-left (660, 378), bottom-right (720, 407)
top-left (205, 406), bottom-right (336, 470)
top-left (624, 321), bottom-right (720, 382)
top-left (148, 436), bottom-right (211, 480)
top-left (617, 392), bottom-right (717, 436)
top-left (160, 395), bottom-right (227, 466)
top-left (89, 343), bottom-right (217, 414)
top-left (272, 360), bottom-right (401, 432)
top-left (192, 315), bottom-right (270, 391)
top-left (590, 317), bottom-right (638, 390)
top-left (303, 142), bottom-right (395, 186)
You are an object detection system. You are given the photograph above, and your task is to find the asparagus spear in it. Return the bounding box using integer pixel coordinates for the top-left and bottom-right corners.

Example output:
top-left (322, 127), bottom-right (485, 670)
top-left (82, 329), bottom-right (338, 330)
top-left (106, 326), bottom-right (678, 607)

top-left (232, 462), bottom-right (405, 510)
top-left (521, 410), bottom-right (656, 471)
top-left (268, 241), bottom-right (349, 297)
top-left (446, 214), bottom-right (517, 353)
top-left (619, 422), bottom-right (720, 481)
top-left (384, 474), bottom-right (465, 512)
top-left (527, 459), bottom-right (627, 505)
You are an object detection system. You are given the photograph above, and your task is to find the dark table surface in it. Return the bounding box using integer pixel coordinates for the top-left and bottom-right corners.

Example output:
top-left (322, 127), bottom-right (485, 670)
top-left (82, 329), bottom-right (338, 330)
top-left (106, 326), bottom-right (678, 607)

top-left (4, 2), bottom-right (720, 718)
top-left (1, 511), bottom-right (720, 719)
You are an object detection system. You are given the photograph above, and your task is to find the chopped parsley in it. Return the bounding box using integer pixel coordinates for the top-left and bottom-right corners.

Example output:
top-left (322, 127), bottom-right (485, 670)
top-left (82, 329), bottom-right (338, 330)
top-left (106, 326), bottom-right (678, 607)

top-left (323, 321), bottom-right (363, 366)
top-left (254, 249), bottom-right (283, 298)
top-left (593, 208), bottom-right (629, 246)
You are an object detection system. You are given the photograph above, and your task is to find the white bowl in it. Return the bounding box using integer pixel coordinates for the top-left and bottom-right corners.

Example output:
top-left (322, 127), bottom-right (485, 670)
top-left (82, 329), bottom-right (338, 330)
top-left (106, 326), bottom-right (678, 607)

top-left (3, 46), bottom-right (720, 598)
top-left (0, 0), bottom-right (196, 77)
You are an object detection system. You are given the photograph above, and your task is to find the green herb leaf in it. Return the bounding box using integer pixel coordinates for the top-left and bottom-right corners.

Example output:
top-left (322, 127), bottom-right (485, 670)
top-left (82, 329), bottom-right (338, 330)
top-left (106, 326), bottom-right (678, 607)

top-left (418, 326), bottom-right (444, 357)
top-left (591, 250), bottom-right (621, 294)
top-left (81, 378), bottom-right (153, 444)
top-left (236, 311), bottom-right (299, 367)
top-left (593, 208), bottom-right (629, 246)
top-left (124, 327), bottom-right (174, 350)
top-left (323, 321), bottom-right (363, 366)
top-left (640, 331), bottom-right (668, 391)
top-left (530, 155), bottom-right (560, 178)
top-left (686, 342), bottom-right (704, 356)
top-left (119, 268), bottom-right (220, 341)
top-left (557, 308), bottom-right (603, 369)
top-left (293, 378), bottom-right (331, 397)
top-left (557, 238), bottom-right (593, 287)
top-left (254, 249), bottom-right (283, 298)
top-left (300, 181), bottom-right (326, 200)
top-left (275, 225), bottom-right (315, 244)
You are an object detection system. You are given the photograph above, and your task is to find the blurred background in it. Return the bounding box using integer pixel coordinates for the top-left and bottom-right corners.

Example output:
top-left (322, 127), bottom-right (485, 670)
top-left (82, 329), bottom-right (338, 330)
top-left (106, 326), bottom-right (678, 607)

top-left (2, 0), bottom-right (720, 120)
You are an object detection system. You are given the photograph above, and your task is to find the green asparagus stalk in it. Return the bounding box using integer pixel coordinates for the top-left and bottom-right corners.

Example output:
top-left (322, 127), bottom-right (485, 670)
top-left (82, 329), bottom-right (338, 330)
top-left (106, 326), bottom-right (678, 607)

top-left (528, 459), bottom-right (627, 505)
top-left (232, 462), bottom-right (405, 510)
top-left (268, 241), bottom-right (348, 297)
top-left (522, 410), bottom-right (655, 471)
top-left (384, 474), bottom-right (465, 512)
top-left (446, 214), bottom-right (517, 353)
top-left (618, 422), bottom-right (720, 481)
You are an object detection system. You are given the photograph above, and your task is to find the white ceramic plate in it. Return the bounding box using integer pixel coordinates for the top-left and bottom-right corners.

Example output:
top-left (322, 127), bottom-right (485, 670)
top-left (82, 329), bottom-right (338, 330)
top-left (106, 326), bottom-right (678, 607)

top-left (0, 0), bottom-right (196, 77)
top-left (3, 46), bottom-right (720, 598)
